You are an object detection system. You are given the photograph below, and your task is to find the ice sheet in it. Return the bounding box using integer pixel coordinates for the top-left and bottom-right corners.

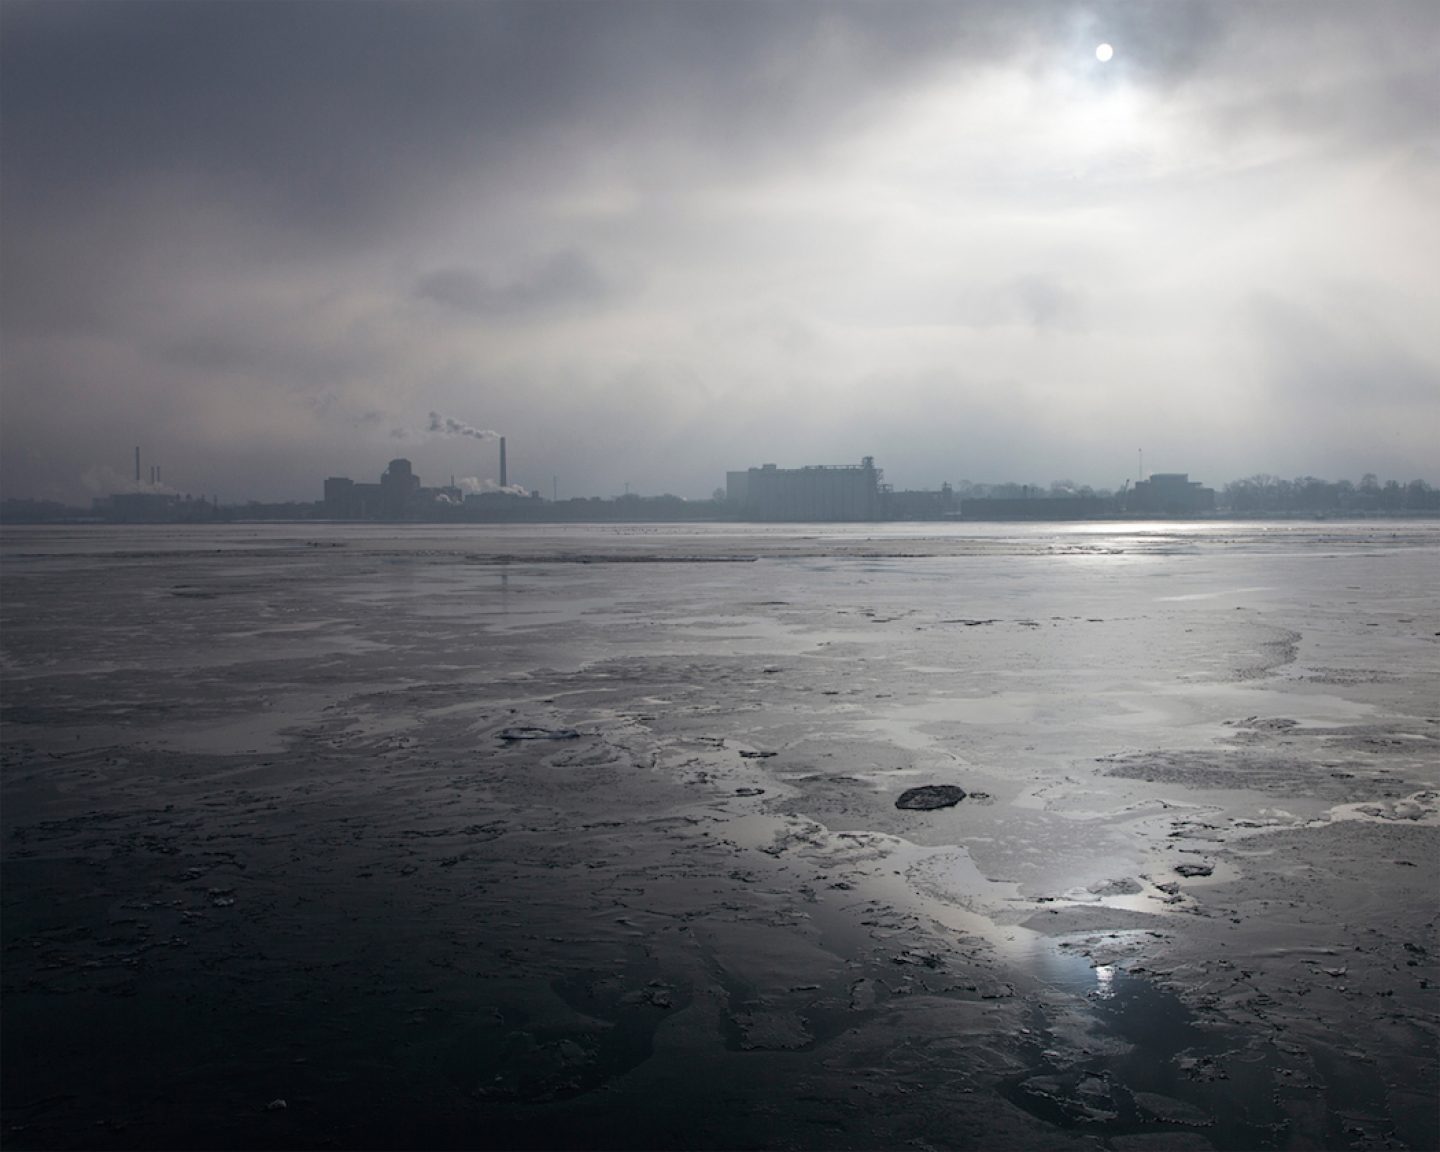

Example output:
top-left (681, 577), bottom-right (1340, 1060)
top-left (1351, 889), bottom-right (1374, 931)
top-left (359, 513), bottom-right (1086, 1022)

top-left (3, 521), bottom-right (1437, 1149)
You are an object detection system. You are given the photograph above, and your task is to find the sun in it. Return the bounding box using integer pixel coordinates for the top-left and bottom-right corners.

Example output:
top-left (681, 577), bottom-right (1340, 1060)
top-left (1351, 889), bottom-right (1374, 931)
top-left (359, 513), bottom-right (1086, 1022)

top-left (1095, 43), bottom-right (1114, 63)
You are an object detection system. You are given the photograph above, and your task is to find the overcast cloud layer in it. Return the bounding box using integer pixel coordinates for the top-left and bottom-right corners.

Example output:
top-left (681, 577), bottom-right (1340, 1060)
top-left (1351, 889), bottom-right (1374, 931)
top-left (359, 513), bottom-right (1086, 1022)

top-left (3, 0), bottom-right (1437, 503)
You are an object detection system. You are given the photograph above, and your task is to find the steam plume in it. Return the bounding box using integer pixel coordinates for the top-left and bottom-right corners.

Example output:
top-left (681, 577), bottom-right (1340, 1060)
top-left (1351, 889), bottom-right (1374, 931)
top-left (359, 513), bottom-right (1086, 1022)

top-left (458, 477), bottom-right (529, 496)
top-left (428, 411), bottom-right (500, 441)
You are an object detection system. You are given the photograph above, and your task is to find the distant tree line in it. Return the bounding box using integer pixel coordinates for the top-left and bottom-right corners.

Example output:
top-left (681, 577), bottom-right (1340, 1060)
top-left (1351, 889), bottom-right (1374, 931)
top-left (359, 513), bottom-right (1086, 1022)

top-left (1219, 474), bottom-right (1437, 514)
top-left (955, 480), bottom-right (1111, 501)
top-left (952, 474), bottom-right (1438, 514)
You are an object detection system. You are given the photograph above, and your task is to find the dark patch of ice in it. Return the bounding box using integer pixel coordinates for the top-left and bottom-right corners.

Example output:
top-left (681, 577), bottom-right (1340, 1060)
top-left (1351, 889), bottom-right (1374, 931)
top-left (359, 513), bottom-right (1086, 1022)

top-left (498, 726), bottom-right (581, 742)
top-left (895, 785), bottom-right (966, 810)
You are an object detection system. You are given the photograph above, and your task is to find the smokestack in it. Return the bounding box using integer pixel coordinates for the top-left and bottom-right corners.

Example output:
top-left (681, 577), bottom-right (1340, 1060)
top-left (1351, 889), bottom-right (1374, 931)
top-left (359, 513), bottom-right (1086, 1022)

top-left (135, 447), bottom-right (140, 483)
top-left (500, 437), bottom-right (507, 488)
top-left (150, 465), bottom-right (155, 485)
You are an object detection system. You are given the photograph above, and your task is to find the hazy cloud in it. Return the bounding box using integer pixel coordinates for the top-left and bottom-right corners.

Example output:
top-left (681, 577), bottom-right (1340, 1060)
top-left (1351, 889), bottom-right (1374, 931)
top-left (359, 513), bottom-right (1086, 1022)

top-left (2, 1), bottom-right (1437, 503)
top-left (1012, 276), bottom-right (1086, 331)
top-left (417, 252), bottom-right (615, 318)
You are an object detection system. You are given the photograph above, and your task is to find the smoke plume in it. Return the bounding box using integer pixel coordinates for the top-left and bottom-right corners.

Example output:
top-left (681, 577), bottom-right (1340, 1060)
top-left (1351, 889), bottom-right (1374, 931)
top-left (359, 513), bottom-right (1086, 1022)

top-left (81, 464), bottom-right (178, 497)
top-left (428, 412), bottom-right (500, 441)
top-left (458, 477), bottom-right (529, 496)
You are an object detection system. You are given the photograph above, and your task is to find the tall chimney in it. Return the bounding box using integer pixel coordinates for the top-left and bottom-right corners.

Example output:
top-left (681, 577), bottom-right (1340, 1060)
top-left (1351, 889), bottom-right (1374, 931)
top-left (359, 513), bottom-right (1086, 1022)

top-left (135, 446), bottom-right (141, 483)
top-left (499, 437), bottom-right (507, 488)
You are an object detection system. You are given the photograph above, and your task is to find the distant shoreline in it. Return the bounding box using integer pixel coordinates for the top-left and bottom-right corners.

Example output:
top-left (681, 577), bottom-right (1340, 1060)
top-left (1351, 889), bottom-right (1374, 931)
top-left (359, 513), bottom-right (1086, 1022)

top-left (4, 510), bottom-right (1439, 528)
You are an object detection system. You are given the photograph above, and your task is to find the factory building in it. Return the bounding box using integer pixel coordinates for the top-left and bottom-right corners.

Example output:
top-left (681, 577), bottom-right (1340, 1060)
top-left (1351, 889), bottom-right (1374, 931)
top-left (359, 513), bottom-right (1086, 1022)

top-left (323, 459), bottom-right (425, 519)
top-left (379, 458), bottom-right (420, 516)
top-left (882, 483), bottom-right (957, 520)
top-left (727, 458), bottom-right (882, 521)
top-left (323, 475), bottom-right (384, 519)
top-left (1127, 473), bottom-right (1216, 515)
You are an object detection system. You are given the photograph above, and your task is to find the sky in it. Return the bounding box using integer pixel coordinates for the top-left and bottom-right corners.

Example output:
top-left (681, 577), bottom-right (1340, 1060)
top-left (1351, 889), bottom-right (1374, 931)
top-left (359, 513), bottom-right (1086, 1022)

top-left (3, 0), bottom-right (1438, 504)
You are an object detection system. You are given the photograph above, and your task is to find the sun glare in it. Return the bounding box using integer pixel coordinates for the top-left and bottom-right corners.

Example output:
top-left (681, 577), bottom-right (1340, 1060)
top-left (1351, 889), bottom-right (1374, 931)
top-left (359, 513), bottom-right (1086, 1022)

top-left (1096, 43), bottom-right (1114, 63)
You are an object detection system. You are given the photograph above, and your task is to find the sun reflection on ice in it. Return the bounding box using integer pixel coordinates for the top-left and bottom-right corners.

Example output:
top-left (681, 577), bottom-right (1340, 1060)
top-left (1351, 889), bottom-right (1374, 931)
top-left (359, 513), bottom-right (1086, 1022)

top-left (1093, 964), bottom-right (1116, 998)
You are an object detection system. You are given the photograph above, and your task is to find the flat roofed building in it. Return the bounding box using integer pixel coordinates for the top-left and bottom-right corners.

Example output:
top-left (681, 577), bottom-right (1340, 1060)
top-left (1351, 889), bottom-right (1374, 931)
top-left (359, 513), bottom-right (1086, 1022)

top-left (727, 458), bottom-right (881, 521)
top-left (1129, 472), bottom-right (1216, 515)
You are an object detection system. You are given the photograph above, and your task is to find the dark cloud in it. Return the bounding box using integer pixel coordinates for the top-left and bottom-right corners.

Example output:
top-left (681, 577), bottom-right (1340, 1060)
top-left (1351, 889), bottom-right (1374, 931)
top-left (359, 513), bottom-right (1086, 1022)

top-left (3, 1), bottom-right (565, 233)
top-left (6, 1), bottom-right (1431, 234)
top-left (0, 1), bottom-right (1031, 235)
top-left (1, 1), bottom-right (1436, 503)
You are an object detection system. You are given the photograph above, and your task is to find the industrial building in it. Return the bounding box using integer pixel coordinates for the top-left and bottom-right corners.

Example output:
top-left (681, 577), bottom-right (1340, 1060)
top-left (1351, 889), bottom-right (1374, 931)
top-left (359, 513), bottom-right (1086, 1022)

top-left (882, 483), bottom-right (957, 520)
top-left (727, 458), bottom-right (883, 521)
top-left (1127, 473), bottom-right (1216, 515)
top-left (324, 459), bottom-right (437, 519)
top-left (324, 455), bottom-right (532, 520)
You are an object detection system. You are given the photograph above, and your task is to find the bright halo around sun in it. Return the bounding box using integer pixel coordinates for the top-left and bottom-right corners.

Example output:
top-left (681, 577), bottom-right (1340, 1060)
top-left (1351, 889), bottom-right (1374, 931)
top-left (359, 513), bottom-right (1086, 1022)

top-left (1096, 43), bottom-right (1114, 62)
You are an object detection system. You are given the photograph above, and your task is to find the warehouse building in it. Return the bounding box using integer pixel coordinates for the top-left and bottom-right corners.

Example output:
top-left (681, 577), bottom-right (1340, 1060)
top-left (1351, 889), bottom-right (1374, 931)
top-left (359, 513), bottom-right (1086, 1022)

top-left (1127, 473), bottom-right (1216, 515)
top-left (727, 458), bottom-right (882, 521)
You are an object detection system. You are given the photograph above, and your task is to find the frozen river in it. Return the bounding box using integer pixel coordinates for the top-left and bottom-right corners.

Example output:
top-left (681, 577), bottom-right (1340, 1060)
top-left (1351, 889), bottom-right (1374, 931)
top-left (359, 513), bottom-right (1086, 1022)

top-left (3, 521), bottom-right (1437, 1149)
